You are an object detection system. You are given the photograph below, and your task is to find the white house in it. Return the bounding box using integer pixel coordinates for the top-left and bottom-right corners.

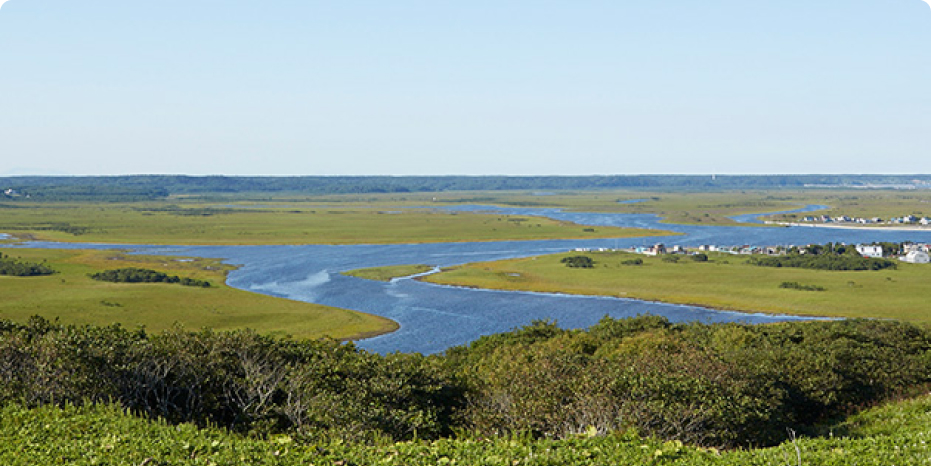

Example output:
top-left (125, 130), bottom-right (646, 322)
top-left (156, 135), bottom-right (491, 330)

top-left (856, 245), bottom-right (884, 259)
top-left (902, 250), bottom-right (931, 264)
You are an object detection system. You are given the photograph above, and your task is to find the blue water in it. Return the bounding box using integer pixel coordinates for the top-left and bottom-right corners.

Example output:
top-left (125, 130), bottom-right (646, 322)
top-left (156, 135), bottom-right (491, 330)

top-left (11, 205), bottom-right (931, 354)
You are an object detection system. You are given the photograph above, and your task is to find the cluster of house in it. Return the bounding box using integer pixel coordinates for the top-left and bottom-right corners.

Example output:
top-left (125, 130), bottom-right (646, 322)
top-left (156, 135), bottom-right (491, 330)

top-left (2, 189), bottom-right (21, 198)
top-left (800, 215), bottom-right (931, 226)
top-left (887, 244), bottom-right (931, 264)
top-left (573, 243), bottom-right (788, 256)
top-left (572, 242), bottom-right (931, 264)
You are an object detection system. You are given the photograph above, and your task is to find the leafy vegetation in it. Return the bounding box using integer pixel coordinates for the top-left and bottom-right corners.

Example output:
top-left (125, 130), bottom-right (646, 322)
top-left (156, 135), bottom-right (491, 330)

top-left (0, 317), bottom-right (455, 443)
top-left (748, 254), bottom-right (897, 271)
top-left (561, 255), bottom-right (594, 268)
top-left (91, 267), bottom-right (211, 287)
top-left (444, 317), bottom-right (931, 448)
top-left (3, 395), bottom-right (931, 465)
top-left (6, 393), bottom-right (931, 465)
top-left (0, 251), bottom-right (55, 276)
top-left (0, 316), bottom-right (927, 452)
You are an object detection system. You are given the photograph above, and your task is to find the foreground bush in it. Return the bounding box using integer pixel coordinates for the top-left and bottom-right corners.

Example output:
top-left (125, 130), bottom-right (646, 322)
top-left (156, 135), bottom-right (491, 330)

top-left (444, 316), bottom-right (931, 447)
top-left (0, 316), bottom-right (928, 448)
top-left (0, 317), bottom-right (459, 442)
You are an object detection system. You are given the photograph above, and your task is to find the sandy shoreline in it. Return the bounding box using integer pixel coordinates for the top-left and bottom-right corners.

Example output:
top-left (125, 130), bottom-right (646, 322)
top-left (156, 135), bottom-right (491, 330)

top-left (769, 221), bottom-right (931, 232)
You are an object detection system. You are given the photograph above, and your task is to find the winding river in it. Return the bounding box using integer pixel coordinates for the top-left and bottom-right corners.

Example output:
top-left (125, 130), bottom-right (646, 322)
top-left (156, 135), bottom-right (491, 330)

top-left (13, 205), bottom-right (931, 354)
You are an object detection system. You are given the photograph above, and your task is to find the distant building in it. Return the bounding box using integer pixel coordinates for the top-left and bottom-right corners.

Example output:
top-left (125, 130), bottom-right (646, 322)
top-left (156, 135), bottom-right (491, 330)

top-left (902, 250), bottom-right (931, 264)
top-left (904, 243), bottom-right (922, 254)
top-left (643, 244), bottom-right (666, 256)
top-left (856, 245), bottom-right (884, 259)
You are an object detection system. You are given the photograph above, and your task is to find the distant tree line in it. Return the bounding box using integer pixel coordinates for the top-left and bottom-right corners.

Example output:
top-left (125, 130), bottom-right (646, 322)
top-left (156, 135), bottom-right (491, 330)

top-left (1, 185), bottom-right (168, 202)
top-left (90, 268), bottom-right (211, 287)
top-left (0, 252), bottom-right (56, 277)
top-left (4, 174), bottom-right (931, 200)
top-left (0, 316), bottom-right (927, 449)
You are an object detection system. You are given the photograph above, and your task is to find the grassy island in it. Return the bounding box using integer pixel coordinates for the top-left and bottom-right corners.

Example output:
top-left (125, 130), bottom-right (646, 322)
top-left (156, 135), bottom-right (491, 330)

top-left (0, 248), bottom-right (396, 340)
top-left (343, 264), bottom-right (436, 282)
top-left (422, 251), bottom-right (931, 323)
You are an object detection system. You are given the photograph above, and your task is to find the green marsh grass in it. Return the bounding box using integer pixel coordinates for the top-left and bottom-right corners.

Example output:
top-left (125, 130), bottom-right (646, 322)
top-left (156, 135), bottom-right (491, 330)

top-left (424, 251), bottom-right (931, 323)
top-left (0, 248), bottom-right (396, 340)
top-left (0, 201), bottom-right (671, 245)
top-left (343, 264), bottom-right (435, 281)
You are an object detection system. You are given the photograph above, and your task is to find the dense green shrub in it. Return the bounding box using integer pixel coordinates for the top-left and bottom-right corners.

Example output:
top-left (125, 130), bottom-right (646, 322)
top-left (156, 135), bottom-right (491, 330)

top-left (90, 268), bottom-right (211, 287)
top-left (561, 256), bottom-right (594, 268)
top-left (0, 252), bottom-right (55, 276)
top-left (445, 316), bottom-right (931, 448)
top-left (0, 316), bottom-right (928, 449)
top-left (748, 253), bottom-right (897, 271)
top-left (0, 318), bottom-right (459, 442)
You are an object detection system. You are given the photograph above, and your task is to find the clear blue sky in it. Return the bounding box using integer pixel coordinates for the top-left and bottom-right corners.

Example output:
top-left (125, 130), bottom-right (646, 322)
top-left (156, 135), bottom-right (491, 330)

top-left (0, 1), bottom-right (929, 176)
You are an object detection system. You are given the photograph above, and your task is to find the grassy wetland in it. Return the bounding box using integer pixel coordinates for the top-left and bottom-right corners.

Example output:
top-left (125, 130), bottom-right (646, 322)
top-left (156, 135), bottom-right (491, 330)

top-left (6, 189), bottom-right (924, 247)
top-left (0, 248), bottom-right (395, 340)
top-left (424, 188), bottom-right (931, 227)
top-left (0, 199), bottom-right (670, 246)
top-left (7, 186), bottom-right (931, 465)
top-left (423, 250), bottom-right (931, 323)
